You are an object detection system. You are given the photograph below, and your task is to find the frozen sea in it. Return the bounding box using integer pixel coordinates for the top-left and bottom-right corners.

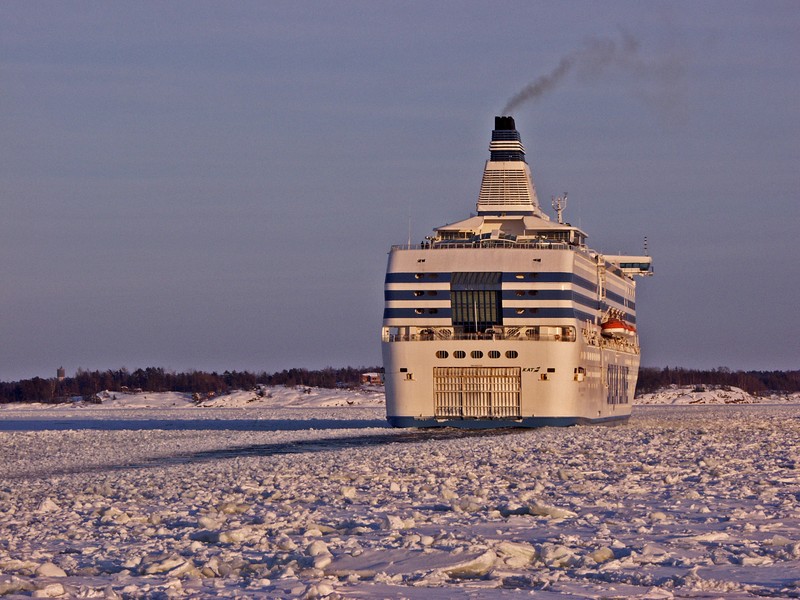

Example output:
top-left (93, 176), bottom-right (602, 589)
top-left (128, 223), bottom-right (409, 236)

top-left (1, 387), bottom-right (799, 598)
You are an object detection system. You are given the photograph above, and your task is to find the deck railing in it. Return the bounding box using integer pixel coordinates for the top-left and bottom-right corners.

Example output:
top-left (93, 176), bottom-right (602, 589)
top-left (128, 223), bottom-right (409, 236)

top-left (391, 241), bottom-right (575, 251)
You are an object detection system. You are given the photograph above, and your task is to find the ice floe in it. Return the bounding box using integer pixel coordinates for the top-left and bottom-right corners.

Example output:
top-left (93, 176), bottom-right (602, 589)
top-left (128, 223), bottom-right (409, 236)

top-left (0, 391), bottom-right (799, 598)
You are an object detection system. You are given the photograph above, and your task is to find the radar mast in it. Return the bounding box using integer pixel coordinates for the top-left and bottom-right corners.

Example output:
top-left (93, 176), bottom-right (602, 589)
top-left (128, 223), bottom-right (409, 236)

top-left (552, 193), bottom-right (568, 224)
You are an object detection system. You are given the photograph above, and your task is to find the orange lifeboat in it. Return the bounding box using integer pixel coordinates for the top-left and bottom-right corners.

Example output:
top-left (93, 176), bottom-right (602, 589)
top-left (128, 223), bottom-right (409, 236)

top-left (601, 318), bottom-right (636, 338)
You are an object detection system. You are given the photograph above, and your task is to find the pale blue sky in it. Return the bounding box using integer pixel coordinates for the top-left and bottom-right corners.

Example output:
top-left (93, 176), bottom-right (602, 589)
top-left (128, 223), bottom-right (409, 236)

top-left (1, 1), bottom-right (798, 381)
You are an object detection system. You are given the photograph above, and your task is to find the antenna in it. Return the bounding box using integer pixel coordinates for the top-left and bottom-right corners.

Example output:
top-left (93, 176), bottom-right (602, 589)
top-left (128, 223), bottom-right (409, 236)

top-left (551, 193), bottom-right (568, 224)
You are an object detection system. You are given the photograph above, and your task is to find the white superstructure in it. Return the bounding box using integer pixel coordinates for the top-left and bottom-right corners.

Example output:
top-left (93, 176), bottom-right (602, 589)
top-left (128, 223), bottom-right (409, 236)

top-left (382, 117), bottom-right (652, 427)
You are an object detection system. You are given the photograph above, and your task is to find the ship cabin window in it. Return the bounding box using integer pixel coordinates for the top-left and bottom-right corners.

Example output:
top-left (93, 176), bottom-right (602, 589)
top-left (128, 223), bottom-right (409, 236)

top-left (488, 351), bottom-right (501, 359)
top-left (516, 309), bottom-right (525, 315)
top-left (505, 350), bottom-right (518, 359)
top-left (471, 350), bottom-right (483, 359)
top-left (436, 351), bottom-right (448, 359)
top-left (429, 309), bottom-right (438, 314)
top-left (414, 308), bottom-right (424, 314)
top-left (427, 291), bottom-right (438, 296)
top-left (450, 272), bottom-right (503, 334)
top-left (414, 291), bottom-right (424, 297)
top-left (454, 350), bottom-right (466, 359)
top-left (515, 290), bottom-right (525, 297)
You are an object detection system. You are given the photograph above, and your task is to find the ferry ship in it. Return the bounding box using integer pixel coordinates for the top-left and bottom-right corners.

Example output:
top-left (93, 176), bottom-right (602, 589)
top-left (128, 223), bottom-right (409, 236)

top-left (382, 116), bottom-right (652, 428)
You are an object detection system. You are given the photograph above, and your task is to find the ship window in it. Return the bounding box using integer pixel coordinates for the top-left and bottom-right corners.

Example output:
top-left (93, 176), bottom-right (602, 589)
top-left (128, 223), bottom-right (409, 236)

top-left (450, 272), bottom-right (503, 334)
top-left (414, 274), bottom-right (423, 279)
top-left (414, 291), bottom-right (424, 297)
top-left (561, 326), bottom-right (576, 342)
top-left (547, 367), bottom-right (555, 373)
top-left (516, 309), bottom-right (524, 315)
top-left (436, 351), bottom-right (448, 359)
top-left (428, 273), bottom-right (439, 279)
top-left (515, 274), bottom-right (524, 279)
top-left (528, 308), bottom-right (539, 314)
top-left (429, 308), bottom-right (438, 314)
top-left (515, 290), bottom-right (525, 297)
top-left (529, 290), bottom-right (538, 296)
top-left (414, 308), bottom-right (424, 314)
top-left (505, 350), bottom-right (518, 359)
top-left (471, 350), bottom-right (483, 359)
top-left (427, 291), bottom-right (438, 296)
top-left (488, 351), bottom-right (501, 359)
top-left (454, 350), bottom-right (466, 359)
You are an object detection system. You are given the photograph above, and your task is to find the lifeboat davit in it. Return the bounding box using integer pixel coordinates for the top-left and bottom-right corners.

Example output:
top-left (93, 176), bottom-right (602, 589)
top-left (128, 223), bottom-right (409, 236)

top-left (601, 318), bottom-right (636, 338)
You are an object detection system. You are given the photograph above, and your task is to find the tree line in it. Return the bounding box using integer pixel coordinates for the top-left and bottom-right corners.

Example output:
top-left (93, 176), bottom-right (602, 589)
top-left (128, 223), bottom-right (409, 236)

top-left (635, 367), bottom-right (800, 395)
top-left (0, 366), bottom-right (381, 404)
top-left (1, 366), bottom-right (797, 404)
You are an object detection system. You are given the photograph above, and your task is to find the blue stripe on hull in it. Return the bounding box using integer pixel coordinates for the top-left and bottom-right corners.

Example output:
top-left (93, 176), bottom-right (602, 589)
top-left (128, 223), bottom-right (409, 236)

top-left (387, 415), bottom-right (630, 428)
top-left (382, 307), bottom-right (599, 321)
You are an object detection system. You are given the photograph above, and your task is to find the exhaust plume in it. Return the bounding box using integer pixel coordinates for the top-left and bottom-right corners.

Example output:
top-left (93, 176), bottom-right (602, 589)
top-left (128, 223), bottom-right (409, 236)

top-left (501, 31), bottom-right (684, 119)
top-left (502, 57), bottom-right (574, 115)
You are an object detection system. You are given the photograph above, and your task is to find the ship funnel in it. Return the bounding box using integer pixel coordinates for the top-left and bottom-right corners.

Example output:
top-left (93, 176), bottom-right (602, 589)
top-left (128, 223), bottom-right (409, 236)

top-left (494, 116), bottom-right (516, 130)
top-left (476, 117), bottom-right (546, 218)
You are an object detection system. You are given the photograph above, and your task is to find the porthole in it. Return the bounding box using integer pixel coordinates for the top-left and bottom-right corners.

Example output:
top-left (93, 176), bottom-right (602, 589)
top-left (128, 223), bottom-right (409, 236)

top-left (436, 351), bottom-right (448, 359)
top-left (454, 351), bottom-right (466, 359)
top-left (515, 290), bottom-right (525, 297)
top-left (488, 350), bottom-right (501, 359)
top-left (471, 350), bottom-right (483, 359)
top-left (427, 290), bottom-right (438, 296)
top-left (528, 308), bottom-right (539, 314)
top-left (414, 273), bottom-right (423, 279)
top-left (516, 309), bottom-right (525, 315)
top-left (428, 273), bottom-right (439, 279)
top-left (529, 290), bottom-right (539, 296)
top-left (413, 291), bottom-right (424, 297)
top-left (428, 308), bottom-right (438, 314)
top-left (515, 274), bottom-right (525, 279)
top-left (414, 308), bottom-right (424, 314)
top-left (505, 350), bottom-right (518, 359)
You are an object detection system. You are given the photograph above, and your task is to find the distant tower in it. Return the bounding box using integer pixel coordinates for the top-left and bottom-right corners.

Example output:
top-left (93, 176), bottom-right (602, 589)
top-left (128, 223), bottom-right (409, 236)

top-left (57, 366), bottom-right (66, 381)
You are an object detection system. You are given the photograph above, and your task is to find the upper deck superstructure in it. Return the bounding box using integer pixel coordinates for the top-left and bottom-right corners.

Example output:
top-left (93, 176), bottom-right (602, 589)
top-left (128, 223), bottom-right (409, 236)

top-left (382, 117), bottom-right (652, 428)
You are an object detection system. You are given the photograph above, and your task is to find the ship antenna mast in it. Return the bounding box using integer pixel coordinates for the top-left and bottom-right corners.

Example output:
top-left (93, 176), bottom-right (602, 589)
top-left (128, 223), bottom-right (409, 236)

top-left (551, 193), bottom-right (567, 224)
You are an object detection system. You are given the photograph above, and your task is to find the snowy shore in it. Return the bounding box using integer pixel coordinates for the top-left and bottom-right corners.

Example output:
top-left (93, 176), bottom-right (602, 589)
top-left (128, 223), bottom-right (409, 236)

top-left (1, 389), bottom-right (799, 598)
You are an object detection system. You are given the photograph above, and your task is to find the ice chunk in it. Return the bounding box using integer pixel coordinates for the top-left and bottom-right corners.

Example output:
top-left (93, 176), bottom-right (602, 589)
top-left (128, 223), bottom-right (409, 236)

top-left (32, 582), bottom-right (65, 598)
top-left (529, 503), bottom-right (577, 519)
top-left (35, 563), bottom-right (67, 578)
top-left (589, 547), bottom-right (615, 564)
top-left (143, 554), bottom-right (186, 575)
top-left (442, 550), bottom-right (497, 578)
top-left (36, 498), bottom-right (60, 513)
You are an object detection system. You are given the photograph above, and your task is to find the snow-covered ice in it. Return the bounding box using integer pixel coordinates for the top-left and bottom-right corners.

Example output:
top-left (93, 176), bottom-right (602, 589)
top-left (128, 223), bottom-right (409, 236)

top-left (1, 387), bottom-right (799, 598)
